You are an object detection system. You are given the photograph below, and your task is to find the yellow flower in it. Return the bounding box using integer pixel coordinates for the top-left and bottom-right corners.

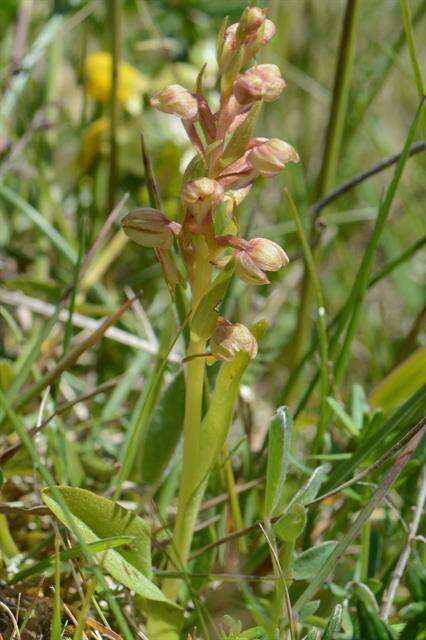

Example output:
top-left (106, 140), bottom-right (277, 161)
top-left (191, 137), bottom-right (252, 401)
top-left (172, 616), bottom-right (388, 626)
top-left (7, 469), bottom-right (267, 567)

top-left (81, 117), bottom-right (109, 170)
top-left (84, 52), bottom-right (149, 114)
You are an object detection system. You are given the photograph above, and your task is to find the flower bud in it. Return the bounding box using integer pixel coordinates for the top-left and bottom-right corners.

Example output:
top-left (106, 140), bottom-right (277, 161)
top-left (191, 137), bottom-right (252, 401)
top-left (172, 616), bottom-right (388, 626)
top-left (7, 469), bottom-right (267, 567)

top-left (182, 178), bottom-right (224, 225)
top-left (248, 138), bottom-right (299, 177)
top-left (121, 208), bottom-right (180, 248)
top-left (219, 23), bottom-right (238, 71)
top-left (151, 84), bottom-right (198, 120)
top-left (234, 237), bottom-right (289, 285)
top-left (262, 19), bottom-right (276, 44)
top-left (237, 7), bottom-right (266, 41)
top-left (210, 318), bottom-right (258, 361)
top-left (238, 10), bottom-right (276, 66)
top-left (233, 64), bottom-right (286, 106)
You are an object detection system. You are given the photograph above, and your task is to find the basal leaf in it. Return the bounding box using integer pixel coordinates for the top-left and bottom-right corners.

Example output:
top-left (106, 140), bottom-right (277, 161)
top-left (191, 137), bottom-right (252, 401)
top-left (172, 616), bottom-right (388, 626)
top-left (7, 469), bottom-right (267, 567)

top-left (42, 486), bottom-right (177, 607)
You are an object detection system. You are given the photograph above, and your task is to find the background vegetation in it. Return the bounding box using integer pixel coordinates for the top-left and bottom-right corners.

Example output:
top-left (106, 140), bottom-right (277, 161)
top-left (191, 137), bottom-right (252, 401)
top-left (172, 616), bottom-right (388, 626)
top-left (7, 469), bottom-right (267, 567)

top-left (0, 0), bottom-right (425, 638)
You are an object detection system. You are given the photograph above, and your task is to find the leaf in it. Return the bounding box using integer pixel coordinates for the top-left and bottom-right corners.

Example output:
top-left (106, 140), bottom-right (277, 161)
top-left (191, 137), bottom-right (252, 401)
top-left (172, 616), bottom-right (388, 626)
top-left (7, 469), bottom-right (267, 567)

top-left (274, 503), bottom-right (306, 543)
top-left (303, 631), bottom-right (320, 640)
top-left (292, 464), bottom-right (330, 507)
top-left (294, 423), bottom-right (425, 614)
top-left (42, 486), bottom-right (177, 607)
top-left (264, 407), bottom-right (293, 518)
top-left (141, 372), bottom-right (185, 484)
top-left (354, 601), bottom-right (395, 640)
top-left (9, 536), bottom-right (135, 585)
top-left (321, 603), bottom-right (343, 639)
top-left (195, 321), bottom-right (268, 490)
top-left (324, 385), bottom-right (426, 492)
top-left (370, 347), bottom-right (426, 414)
top-left (293, 542), bottom-right (338, 581)
top-left (326, 396), bottom-right (359, 438)
top-left (298, 600), bottom-right (320, 620)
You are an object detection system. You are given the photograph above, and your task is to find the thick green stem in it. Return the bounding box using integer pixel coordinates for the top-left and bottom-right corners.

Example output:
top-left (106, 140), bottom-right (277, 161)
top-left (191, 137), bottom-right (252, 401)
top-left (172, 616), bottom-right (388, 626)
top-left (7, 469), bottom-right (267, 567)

top-left (161, 235), bottom-right (212, 602)
top-left (161, 335), bottom-right (206, 601)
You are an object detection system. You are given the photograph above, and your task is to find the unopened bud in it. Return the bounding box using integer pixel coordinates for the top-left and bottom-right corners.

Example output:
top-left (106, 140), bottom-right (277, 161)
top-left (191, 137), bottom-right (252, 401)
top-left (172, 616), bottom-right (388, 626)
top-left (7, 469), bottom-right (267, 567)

top-left (122, 208), bottom-right (180, 248)
top-left (182, 178), bottom-right (224, 225)
top-left (219, 23), bottom-right (238, 71)
top-left (233, 64), bottom-right (286, 106)
top-left (262, 19), bottom-right (276, 44)
top-left (210, 317), bottom-right (258, 361)
top-left (237, 7), bottom-right (266, 41)
top-left (234, 237), bottom-right (289, 285)
top-left (151, 84), bottom-right (198, 120)
top-left (248, 138), bottom-right (299, 177)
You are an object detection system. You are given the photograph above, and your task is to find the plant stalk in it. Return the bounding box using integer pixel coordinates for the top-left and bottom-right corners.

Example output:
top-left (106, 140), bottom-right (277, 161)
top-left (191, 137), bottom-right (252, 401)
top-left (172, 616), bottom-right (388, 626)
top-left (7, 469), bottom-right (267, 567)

top-left (161, 236), bottom-right (212, 602)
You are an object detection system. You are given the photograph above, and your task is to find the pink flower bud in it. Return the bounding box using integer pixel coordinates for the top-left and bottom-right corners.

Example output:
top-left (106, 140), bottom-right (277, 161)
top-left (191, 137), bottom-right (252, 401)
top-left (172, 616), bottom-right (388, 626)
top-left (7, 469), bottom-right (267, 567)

top-left (262, 19), bottom-right (276, 44)
top-left (182, 178), bottom-right (224, 229)
top-left (182, 177), bottom-right (224, 207)
top-left (237, 6), bottom-right (266, 41)
top-left (234, 237), bottom-right (289, 285)
top-left (121, 208), bottom-right (180, 248)
top-left (219, 23), bottom-right (238, 71)
top-left (150, 84), bottom-right (198, 120)
top-left (210, 317), bottom-right (258, 361)
top-left (248, 138), bottom-right (299, 177)
top-left (233, 64), bottom-right (286, 106)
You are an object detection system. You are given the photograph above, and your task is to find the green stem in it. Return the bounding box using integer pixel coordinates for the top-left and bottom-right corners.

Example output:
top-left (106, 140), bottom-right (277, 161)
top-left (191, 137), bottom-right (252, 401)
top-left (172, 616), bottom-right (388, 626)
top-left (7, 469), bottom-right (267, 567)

top-left (161, 236), bottom-right (212, 602)
top-left (291, 0), bottom-right (360, 372)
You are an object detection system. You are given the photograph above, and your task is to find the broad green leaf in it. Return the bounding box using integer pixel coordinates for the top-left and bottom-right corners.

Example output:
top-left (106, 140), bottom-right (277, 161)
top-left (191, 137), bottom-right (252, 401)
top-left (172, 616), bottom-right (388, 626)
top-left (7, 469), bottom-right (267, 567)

top-left (274, 503), bottom-right (306, 542)
top-left (370, 347), bottom-right (426, 414)
top-left (293, 542), bottom-right (338, 581)
top-left (141, 372), bottom-right (185, 484)
top-left (264, 407), bottom-right (293, 518)
top-left (321, 604), bottom-right (342, 639)
top-left (9, 536), bottom-right (134, 585)
top-left (42, 486), bottom-right (177, 607)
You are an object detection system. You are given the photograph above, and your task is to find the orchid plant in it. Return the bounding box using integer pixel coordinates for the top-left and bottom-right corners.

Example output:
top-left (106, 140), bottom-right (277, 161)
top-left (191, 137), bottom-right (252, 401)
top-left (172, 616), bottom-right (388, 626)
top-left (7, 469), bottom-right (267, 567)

top-left (122, 5), bottom-right (299, 636)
